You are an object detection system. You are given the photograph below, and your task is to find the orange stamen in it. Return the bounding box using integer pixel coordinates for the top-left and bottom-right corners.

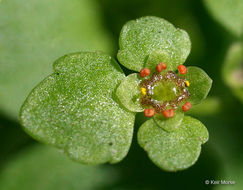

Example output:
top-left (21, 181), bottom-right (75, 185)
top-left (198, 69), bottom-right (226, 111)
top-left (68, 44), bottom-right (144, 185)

top-left (162, 109), bottom-right (174, 118)
top-left (178, 65), bottom-right (187, 74)
top-left (144, 108), bottom-right (155, 117)
top-left (140, 68), bottom-right (150, 77)
top-left (156, 62), bottom-right (167, 72)
top-left (182, 102), bottom-right (192, 112)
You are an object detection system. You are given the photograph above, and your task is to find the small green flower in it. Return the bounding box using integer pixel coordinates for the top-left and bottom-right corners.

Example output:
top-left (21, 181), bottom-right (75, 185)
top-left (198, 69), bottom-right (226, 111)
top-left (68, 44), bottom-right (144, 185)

top-left (20, 16), bottom-right (212, 171)
top-left (117, 60), bottom-right (212, 132)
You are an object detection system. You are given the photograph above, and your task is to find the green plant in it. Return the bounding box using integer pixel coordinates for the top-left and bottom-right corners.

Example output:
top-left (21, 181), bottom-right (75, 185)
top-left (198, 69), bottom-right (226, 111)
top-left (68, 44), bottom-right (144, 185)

top-left (19, 16), bottom-right (212, 171)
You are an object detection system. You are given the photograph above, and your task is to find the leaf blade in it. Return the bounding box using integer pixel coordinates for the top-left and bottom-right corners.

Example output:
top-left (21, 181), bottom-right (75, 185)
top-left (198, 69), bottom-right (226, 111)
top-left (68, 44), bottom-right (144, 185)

top-left (20, 52), bottom-right (135, 164)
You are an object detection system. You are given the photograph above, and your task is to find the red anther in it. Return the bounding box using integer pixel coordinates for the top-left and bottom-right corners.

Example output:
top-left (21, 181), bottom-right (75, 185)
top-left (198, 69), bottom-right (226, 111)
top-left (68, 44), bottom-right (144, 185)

top-left (178, 65), bottom-right (187, 74)
top-left (182, 102), bottom-right (192, 112)
top-left (144, 108), bottom-right (155, 117)
top-left (156, 62), bottom-right (167, 72)
top-left (140, 68), bottom-right (150, 77)
top-left (162, 109), bottom-right (174, 118)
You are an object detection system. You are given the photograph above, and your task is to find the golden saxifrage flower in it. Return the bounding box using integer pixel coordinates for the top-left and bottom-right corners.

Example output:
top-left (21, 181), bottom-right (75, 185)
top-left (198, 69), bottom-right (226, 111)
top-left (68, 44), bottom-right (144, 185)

top-left (20, 16), bottom-right (212, 171)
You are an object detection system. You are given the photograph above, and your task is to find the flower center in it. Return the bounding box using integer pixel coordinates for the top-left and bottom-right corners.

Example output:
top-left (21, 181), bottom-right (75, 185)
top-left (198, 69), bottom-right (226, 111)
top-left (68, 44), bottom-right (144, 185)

top-left (151, 81), bottom-right (180, 102)
top-left (139, 63), bottom-right (191, 118)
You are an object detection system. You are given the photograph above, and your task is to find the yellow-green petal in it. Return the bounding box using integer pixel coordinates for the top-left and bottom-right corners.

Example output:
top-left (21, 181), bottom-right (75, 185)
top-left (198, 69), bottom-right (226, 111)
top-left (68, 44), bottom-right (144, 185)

top-left (183, 66), bottom-right (212, 105)
top-left (153, 110), bottom-right (184, 132)
top-left (138, 116), bottom-right (208, 171)
top-left (116, 73), bottom-right (144, 112)
top-left (117, 16), bottom-right (191, 72)
top-left (145, 50), bottom-right (181, 72)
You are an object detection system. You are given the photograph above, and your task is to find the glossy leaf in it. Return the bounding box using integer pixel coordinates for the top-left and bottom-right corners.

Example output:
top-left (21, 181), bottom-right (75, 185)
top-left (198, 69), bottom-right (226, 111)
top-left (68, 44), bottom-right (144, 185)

top-left (0, 145), bottom-right (117, 190)
top-left (138, 116), bottom-right (208, 171)
top-left (153, 110), bottom-right (184, 132)
top-left (20, 52), bottom-right (135, 164)
top-left (204, 0), bottom-right (243, 37)
top-left (117, 16), bottom-right (191, 72)
top-left (116, 73), bottom-right (144, 112)
top-left (0, 0), bottom-right (112, 119)
top-left (182, 66), bottom-right (212, 105)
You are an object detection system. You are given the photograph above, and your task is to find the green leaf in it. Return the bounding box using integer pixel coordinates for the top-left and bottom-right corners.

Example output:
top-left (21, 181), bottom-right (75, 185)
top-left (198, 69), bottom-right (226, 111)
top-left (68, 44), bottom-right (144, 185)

top-left (137, 116), bottom-right (208, 171)
top-left (117, 16), bottom-right (191, 72)
top-left (204, 0), bottom-right (243, 37)
top-left (222, 42), bottom-right (243, 103)
top-left (116, 73), bottom-right (143, 112)
top-left (182, 66), bottom-right (212, 105)
top-left (153, 110), bottom-right (184, 132)
top-left (0, 145), bottom-right (117, 190)
top-left (20, 52), bottom-right (135, 164)
top-left (0, 0), bottom-right (112, 119)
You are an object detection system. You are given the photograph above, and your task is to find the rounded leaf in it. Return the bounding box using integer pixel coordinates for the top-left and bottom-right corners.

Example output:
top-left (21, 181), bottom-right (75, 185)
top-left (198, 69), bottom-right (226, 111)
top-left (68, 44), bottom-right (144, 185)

top-left (182, 66), bottom-right (212, 105)
top-left (116, 73), bottom-right (144, 112)
top-left (138, 116), bottom-right (208, 171)
top-left (20, 52), bottom-right (135, 165)
top-left (153, 110), bottom-right (184, 132)
top-left (117, 16), bottom-right (191, 72)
